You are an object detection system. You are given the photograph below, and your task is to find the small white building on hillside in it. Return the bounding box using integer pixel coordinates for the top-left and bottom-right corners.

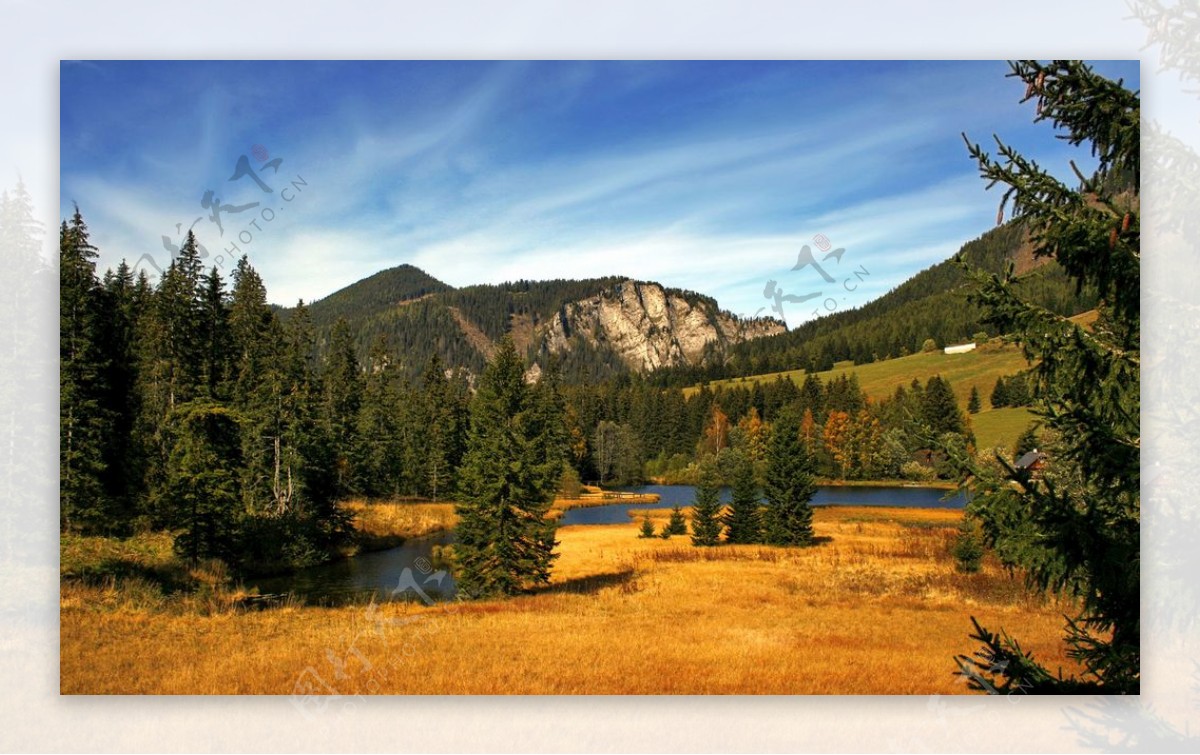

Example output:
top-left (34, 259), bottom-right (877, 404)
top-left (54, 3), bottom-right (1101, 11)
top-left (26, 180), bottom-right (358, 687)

top-left (944, 342), bottom-right (977, 355)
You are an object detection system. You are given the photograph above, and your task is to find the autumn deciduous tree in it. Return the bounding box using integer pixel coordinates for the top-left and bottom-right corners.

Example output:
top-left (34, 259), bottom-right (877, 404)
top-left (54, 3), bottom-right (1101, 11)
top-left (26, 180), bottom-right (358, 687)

top-left (699, 405), bottom-right (731, 457)
top-left (822, 410), bottom-right (852, 479)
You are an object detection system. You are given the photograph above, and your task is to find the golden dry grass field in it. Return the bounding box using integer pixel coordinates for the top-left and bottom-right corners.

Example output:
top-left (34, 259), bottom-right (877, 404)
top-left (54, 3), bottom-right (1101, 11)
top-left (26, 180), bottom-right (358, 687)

top-left (60, 504), bottom-right (1080, 695)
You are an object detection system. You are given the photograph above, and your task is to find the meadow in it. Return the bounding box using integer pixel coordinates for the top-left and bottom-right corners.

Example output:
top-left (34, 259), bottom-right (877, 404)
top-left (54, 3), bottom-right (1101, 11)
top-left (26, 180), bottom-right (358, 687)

top-left (60, 502), bottom-right (1080, 695)
top-left (688, 344), bottom-right (1039, 452)
top-left (686, 344), bottom-right (1032, 403)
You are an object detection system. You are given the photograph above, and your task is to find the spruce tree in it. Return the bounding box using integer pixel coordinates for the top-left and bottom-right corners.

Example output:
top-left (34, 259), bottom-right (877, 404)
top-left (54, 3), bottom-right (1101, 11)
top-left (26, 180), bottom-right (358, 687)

top-left (921, 375), bottom-right (965, 435)
top-left (418, 354), bottom-right (463, 501)
top-left (967, 386), bottom-right (982, 414)
top-left (323, 319), bottom-right (362, 498)
top-left (723, 450), bottom-right (762, 544)
top-left (799, 373), bottom-right (825, 422)
top-left (639, 516), bottom-right (656, 539)
top-left (454, 337), bottom-right (560, 598)
top-left (228, 257), bottom-right (296, 515)
top-left (666, 505), bottom-right (688, 536)
top-left (199, 265), bottom-right (232, 400)
top-left (59, 208), bottom-right (113, 532)
top-left (762, 407), bottom-right (816, 546)
top-left (98, 259), bottom-right (147, 520)
top-left (990, 376), bottom-right (1008, 409)
top-left (136, 230), bottom-right (208, 526)
top-left (689, 461), bottom-right (723, 546)
top-left (957, 60), bottom-right (1140, 693)
top-left (159, 400), bottom-right (243, 564)
top-left (280, 301), bottom-right (347, 547)
top-left (352, 335), bottom-right (405, 498)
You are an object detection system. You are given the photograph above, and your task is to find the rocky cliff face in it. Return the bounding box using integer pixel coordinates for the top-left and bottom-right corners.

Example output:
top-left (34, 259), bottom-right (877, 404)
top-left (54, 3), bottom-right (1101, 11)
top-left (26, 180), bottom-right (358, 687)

top-left (541, 279), bottom-right (785, 372)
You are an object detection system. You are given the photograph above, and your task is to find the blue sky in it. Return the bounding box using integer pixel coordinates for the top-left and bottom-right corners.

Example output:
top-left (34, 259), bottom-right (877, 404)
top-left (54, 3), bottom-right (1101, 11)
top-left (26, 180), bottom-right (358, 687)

top-left (60, 60), bottom-right (1139, 325)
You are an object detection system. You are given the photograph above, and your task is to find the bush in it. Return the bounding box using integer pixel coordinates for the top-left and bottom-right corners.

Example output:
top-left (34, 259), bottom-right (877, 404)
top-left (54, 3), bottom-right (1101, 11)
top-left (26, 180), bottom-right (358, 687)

top-left (921, 338), bottom-right (938, 353)
top-left (900, 461), bottom-right (938, 482)
top-left (558, 466), bottom-right (583, 499)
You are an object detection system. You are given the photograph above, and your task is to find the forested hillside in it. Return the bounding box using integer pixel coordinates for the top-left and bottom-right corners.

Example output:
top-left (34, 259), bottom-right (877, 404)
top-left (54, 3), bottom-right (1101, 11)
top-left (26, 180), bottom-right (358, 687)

top-left (649, 221), bottom-right (1097, 387)
top-left (288, 270), bottom-right (783, 382)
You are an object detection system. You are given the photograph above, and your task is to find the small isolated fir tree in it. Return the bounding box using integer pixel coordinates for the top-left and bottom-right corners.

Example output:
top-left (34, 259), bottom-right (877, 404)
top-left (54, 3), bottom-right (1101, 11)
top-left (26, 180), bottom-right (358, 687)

top-left (689, 462), bottom-right (724, 546)
top-left (989, 376), bottom-right (1009, 409)
top-left (666, 505), bottom-right (688, 536)
top-left (724, 451), bottom-right (762, 544)
top-left (762, 408), bottom-right (816, 546)
top-left (952, 518), bottom-right (985, 573)
top-left (967, 386), bottom-right (982, 414)
top-left (639, 515), bottom-right (656, 539)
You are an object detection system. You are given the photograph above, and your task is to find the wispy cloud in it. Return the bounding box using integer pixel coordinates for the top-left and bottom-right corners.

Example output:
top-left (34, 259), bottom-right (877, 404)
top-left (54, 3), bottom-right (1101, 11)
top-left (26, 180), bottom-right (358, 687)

top-left (60, 60), bottom-right (1140, 323)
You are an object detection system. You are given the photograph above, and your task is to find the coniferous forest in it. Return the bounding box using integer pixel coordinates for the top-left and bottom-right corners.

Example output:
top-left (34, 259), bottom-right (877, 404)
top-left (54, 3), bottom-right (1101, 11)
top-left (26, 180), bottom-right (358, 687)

top-left (61, 202), bottom-right (1004, 576)
top-left (62, 200), bottom-right (1006, 575)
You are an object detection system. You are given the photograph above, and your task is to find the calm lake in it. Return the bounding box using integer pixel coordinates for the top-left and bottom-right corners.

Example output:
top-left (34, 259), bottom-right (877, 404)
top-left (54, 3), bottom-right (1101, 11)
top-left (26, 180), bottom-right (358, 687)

top-left (253, 484), bottom-right (964, 604)
top-left (557, 484), bottom-right (967, 525)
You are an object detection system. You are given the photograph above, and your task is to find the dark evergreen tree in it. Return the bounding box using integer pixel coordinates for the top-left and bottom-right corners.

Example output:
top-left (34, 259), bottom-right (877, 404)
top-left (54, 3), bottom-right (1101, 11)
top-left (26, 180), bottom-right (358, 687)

top-left (352, 335), bottom-right (406, 498)
top-left (98, 260), bottom-right (148, 519)
top-left (155, 231), bottom-right (206, 407)
top-left (323, 319), bottom-right (362, 498)
top-left (762, 408), bottom-right (816, 546)
top-left (417, 354), bottom-right (465, 501)
top-left (228, 257), bottom-right (292, 514)
top-left (990, 376), bottom-right (1009, 409)
top-left (159, 401), bottom-right (243, 564)
top-left (525, 355), bottom-right (569, 499)
top-left (957, 60), bottom-right (1140, 693)
top-left (967, 385), bottom-right (982, 414)
top-left (723, 450), bottom-right (762, 544)
top-left (454, 337), bottom-right (560, 598)
top-left (638, 515), bottom-right (656, 539)
top-left (689, 461), bottom-right (724, 546)
top-left (799, 373), bottom-right (825, 422)
top-left (59, 208), bottom-right (113, 531)
top-left (135, 230), bottom-right (209, 526)
top-left (1005, 372), bottom-right (1032, 406)
top-left (279, 300), bottom-right (339, 509)
top-left (666, 505), bottom-right (688, 536)
top-left (922, 375), bottom-right (966, 435)
top-left (199, 266), bottom-right (232, 400)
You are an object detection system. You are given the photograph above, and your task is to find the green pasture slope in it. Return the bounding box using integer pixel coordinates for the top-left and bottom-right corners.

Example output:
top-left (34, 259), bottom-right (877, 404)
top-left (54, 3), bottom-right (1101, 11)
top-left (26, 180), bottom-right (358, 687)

top-left (690, 345), bottom-right (1037, 451)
